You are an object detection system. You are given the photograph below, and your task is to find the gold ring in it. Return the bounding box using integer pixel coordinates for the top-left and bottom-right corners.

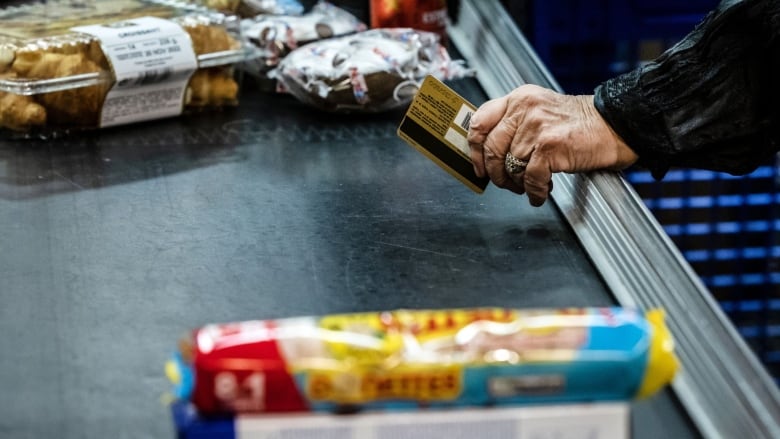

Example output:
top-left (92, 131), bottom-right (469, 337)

top-left (505, 153), bottom-right (528, 174)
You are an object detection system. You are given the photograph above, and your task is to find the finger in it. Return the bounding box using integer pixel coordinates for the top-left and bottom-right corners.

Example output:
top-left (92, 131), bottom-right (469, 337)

top-left (486, 150), bottom-right (526, 195)
top-left (523, 152), bottom-right (553, 207)
top-left (507, 111), bottom-right (537, 162)
top-left (504, 153), bottom-right (528, 187)
top-left (482, 118), bottom-right (525, 184)
top-left (503, 141), bottom-right (534, 193)
top-left (467, 97), bottom-right (508, 143)
top-left (468, 97), bottom-right (508, 178)
top-left (468, 141), bottom-right (486, 178)
top-left (494, 171), bottom-right (526, 195)
top-left (503, 95), bottom-right (538, 194)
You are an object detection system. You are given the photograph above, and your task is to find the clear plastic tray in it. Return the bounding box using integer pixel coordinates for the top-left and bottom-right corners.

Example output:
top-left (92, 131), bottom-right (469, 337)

top-left (0, 0), bottom-right (258, 136)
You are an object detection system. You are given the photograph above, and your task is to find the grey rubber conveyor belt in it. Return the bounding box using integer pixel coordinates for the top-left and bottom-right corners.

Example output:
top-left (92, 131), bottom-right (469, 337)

top-left (0, 78), bottom-right (699, 438)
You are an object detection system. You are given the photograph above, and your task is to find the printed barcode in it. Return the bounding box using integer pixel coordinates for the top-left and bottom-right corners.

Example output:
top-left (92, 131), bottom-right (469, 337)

top-left (120, 68), bottom-right (173, 87)
top-left (460, 111), bottom-right (472, 131)
top-left (137, 68), bottom-right (172, 85)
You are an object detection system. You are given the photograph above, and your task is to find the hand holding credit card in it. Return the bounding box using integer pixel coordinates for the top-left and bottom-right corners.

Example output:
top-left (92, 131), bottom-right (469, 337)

top-left (397, 75), bottom-right (489, 193)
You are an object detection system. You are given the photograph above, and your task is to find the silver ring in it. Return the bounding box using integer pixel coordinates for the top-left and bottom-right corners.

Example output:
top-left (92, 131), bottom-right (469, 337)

top-left (505, 153), bottom-right (528, 174)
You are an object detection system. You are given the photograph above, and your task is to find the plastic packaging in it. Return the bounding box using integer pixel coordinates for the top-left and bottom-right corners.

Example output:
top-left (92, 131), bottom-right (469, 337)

top-left (0, 0), bottom-right (257, 136)
top-left (242, 1), bottom-right (366, 77)
top-left (167, 307), bottom-right (679, 415)
top-left (272, 28), bottom-right (474, 113)
top-left (195, 0), bottom-right (304, 17)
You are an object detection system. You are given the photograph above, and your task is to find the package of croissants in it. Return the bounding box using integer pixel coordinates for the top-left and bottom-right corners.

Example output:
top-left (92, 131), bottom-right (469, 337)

top-left (0, 0), bottom-right (260, 136)
top-left (0, 0), bottom-right (474, 136)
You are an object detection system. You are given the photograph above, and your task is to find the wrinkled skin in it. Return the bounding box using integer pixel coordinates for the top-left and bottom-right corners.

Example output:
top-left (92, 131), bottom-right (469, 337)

top-left (467, 84), bottom-right (639, 206)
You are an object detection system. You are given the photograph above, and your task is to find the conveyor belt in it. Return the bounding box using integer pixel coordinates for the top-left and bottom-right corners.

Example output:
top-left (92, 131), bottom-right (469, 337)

top-left (0, 78), bottom-right (698, 439)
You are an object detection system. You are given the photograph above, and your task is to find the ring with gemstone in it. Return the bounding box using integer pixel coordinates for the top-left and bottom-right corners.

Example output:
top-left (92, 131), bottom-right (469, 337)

top-left (505, 153), bottom-right (528, 174)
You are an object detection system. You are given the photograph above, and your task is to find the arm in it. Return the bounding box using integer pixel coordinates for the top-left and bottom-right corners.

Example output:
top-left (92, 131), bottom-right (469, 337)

top-left (468, 0), bottom-right (780, 206)
top-left (594, 0), bottom-right (780, 179)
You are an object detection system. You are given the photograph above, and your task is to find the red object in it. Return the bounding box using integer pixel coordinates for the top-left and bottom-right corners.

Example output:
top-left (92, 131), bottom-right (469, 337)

top-left (370, 0), bottom-right (403, 28)
top-left (370, 0), bottom-right (447, 41)
top-left (190, 321), bottom-right (309, 414)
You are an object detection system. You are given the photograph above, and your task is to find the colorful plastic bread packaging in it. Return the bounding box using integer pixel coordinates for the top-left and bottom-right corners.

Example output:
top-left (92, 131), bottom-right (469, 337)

top-left (271, 28), bottom-right (475, 113)
top-left (242, 1), bottom-right (366, 76)
top-left (168, 307), bottom-right (678, 415)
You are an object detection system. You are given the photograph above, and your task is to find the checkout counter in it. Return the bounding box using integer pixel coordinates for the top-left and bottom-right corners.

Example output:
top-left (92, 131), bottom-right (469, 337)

top-left (0, 0), bottom-right (777, 438)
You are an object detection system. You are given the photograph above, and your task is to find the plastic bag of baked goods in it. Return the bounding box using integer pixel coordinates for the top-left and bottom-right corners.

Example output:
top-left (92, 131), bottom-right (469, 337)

top-left (241, 1), bottom-right (366, 77)
top-left (271, 28), bottom-right (475, 113)
top-left (166, 307), bottom-right (679, 415)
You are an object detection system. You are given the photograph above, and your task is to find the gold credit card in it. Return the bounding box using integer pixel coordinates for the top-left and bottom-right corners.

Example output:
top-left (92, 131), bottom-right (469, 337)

top-left (397, 75), bottom-right (489, 194)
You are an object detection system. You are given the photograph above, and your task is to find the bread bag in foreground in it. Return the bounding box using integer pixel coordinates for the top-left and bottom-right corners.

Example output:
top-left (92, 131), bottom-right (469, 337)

top-left (167, 307), bottom-right (678, 415)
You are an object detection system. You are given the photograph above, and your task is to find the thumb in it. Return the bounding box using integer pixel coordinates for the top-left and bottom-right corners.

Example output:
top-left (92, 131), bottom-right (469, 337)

top-left (468, 96), bottom-right (508, 140)
top-left (467, 97), bottom-right (509, 178)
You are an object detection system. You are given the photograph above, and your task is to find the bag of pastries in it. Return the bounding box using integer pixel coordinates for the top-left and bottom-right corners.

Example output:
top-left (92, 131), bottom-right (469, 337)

top-left (271, 28), bottom-right (475, 113)
top-left (241, 1), bottom-right (366, 77)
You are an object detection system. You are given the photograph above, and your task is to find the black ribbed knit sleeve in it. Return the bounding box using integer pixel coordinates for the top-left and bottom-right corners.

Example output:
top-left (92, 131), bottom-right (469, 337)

top-left (593, 0), bottom-right (780, 179)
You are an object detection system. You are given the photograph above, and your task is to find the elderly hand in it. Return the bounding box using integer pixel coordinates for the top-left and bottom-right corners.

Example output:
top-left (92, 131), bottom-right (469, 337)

top-left (467, 84), bottom-right (638, 206)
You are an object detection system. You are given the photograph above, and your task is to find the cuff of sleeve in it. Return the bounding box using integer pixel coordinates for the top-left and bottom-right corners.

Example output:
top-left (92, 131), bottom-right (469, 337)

top-left (594, 71), bottom-right (672, 180)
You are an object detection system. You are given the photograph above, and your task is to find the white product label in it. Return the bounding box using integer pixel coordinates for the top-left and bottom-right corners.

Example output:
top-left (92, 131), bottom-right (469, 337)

top-left (234, 403), bottom-right (630, 439)
top-left (72, 16), bottom-right (198, 127)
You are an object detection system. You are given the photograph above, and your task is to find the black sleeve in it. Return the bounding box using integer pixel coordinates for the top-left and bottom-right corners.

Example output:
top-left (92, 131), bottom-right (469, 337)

top-left (593, 0), bottom-right (780, 179)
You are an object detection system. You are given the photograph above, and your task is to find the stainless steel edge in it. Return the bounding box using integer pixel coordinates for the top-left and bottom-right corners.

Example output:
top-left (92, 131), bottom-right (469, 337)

top-left (447, 1), bottom-right (780, 438)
